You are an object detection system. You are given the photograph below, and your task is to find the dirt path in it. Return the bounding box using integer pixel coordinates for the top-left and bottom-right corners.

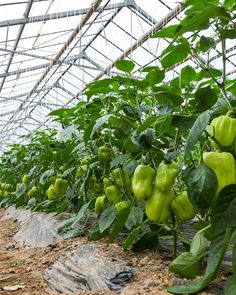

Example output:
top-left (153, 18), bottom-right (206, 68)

top-left (0, 209), bottom-right (225, 295)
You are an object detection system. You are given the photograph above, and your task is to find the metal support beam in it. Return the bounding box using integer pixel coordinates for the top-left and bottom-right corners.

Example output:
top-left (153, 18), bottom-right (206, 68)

top-left (0, 1), bottom-right (132, 28)
top-left (0, 0), bottom-right (104, 136)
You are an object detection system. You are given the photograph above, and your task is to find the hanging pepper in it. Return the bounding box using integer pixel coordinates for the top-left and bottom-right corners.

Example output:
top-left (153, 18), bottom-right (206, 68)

top-left (105, 185), bottom-right (122, 203)
top-left (53, 178), bottom-right (68, 196)
top-left (76, 165), bottom-right (88, 177)
top-left (113, 168), bottom-right (130, 188)
top-left (171, 191), bottom-right (196, 222)
top-left (27, 186), bottom-right (39, 198)
top-left (94, 195), bottom-right (106, 215)
top-left (115, 201), bottom-right (130, 213)
top-left (210, 113), bottom-right (236, 148)
top-left (22, 175), bottom-right (30, 187)
top-left (154, 161), bottom-right (179, 191)
top-left (203, 151), bottom-right (236, 195)
top-left (146, 186), bottom-right (174, 223)
top-left (46, 185), bottom-right (58, 200)
top-left (132, 164), bottom-right (155, 201)
top-left (98, 145), bottom-right (111, 162)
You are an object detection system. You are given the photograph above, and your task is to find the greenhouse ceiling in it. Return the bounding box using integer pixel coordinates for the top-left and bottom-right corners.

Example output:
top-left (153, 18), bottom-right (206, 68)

top-left (0, 0), bottom-right (235, 151)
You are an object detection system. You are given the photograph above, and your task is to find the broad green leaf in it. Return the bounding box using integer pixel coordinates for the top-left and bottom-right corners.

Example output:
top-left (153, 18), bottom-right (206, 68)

top-left (99, 206), bottom-right (116, 233)
top-left (151, 25), bottom-right (179, 38)
top-left (199, 36), bottom-right (216, 52)
top-left (123, 225), bottom-right (142, 250)
top-left (115, 60), bottom-right (135, 73)
top-left (181, 65), bottom-right (196, 85)
top-left (145, 68), bottom-right (165, 85)
top-left (224, 276), bottom-right (236, 295)
top-left (169, 252), bottom-right (204, 279)
top-left (190, 227), bottom-right (209, 255)
top-left (224, 0), bottom-right (235, 8)
top-left (220, 29), bottom-right (236, 39)
top-left (154, 88), bottom-right (183, 106)
top-left (211, 185), bottom-right (236, 234)
top-left (39, 169), bottom-right (54, 184)
top-left (109, 206), bottom-right (131, 242)
top-left (168, 229), bottom-right (232, 294)
top-left (131, 128), bottom-right (155, 150)
top-left (71, 202), bottom-right (91, 227)
top-left (136, 116), bottom-right (159, 133)
top-left (110, 154), bottom-right (130, 169)
top-left (56, 125), bottom-right (77, 142)
top-left (184, 110), bottom-right (211, 157)
top-left (91, 114), bottom-right (111, 137)
top-left (177, 6), bottom-right (230, 35)
top-left (15, 183), bottom-right (27, 198)
top-left (125, 207), bottom-right (143, 230)
top-left (132, 231), bottom-right (160, 252)
top-left (184, 164), bottom-right (217, 211)
top-left (161, 41), bottom-right (190, 69)
top-left (172, 115), bottom-right (195, 130)
top-left (227, 80), bottom-right (236, 96)
top-left (195, 86), bottom-right (218, 112)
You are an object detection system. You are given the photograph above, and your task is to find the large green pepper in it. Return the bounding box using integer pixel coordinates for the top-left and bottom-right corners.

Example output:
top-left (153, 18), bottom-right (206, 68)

top-left (171, 191), bottom-right (196, 222)
top-left (94, 195), bottom-right (106, 215)
top-left (154, 161), bottom-right (179, 191)
top-left (113, 168), bottom-right (130, 188)
top-left (115, 201), bottom-right (130, 213)
top-left (98, 145), bottom-right (111, 162)
top-left (53, 178), bottom-right (68, 196)
top-left (146, 186), bottom-right (174, 223)
top-left (203, 151), bottom-right (236, 195)
top-left (76, 165), bottom-right (88, 177)
top-left (210, 114), bottom-right (236, 148)
top-left (46, 185), bottom-right (58, 200)
top-left (105, 185), bottom-right (122, 203)
top-left (132, 164), bottom-right (155, 201)
top-left (103, 177), bottom-right (112, 191)
top-left (27, 186), bottom-right (39, 198)
top-left (22, 175), bottom-right (30, 187)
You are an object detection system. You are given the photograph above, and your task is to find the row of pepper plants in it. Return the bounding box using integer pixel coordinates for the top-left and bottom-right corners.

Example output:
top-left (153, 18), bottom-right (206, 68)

top-left (0, 0), bottom-right (236, 293)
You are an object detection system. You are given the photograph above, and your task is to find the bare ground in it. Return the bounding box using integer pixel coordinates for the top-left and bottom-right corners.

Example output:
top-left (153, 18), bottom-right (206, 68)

top-left (0, 209), bottom-right (226, 295)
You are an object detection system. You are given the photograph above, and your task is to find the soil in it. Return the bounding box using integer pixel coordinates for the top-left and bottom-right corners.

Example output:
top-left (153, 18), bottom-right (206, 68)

top-left (0, 209), bottom-right (227, 295)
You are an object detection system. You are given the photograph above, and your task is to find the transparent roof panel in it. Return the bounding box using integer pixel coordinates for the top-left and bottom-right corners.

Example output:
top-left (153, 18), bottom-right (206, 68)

top-left (0, 0), bottom-right (234, 150)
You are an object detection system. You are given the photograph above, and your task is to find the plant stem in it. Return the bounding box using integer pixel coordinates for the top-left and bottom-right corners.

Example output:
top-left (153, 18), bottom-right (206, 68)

top-left (171, 210), bottom-right (178, 258)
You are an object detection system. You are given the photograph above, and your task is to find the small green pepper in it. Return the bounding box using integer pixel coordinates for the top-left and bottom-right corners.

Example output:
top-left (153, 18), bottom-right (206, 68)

top-left (94, 195), bottom-right (106, 215)
top-left (98, 145), bottom-right (111, 162)
top-left (132, 164), bottom-right (155, 201)
top-left (105, 185), bottom-right (122, 203)
top-left (46, 185), bottom-right (58, 200)
top-left (154, 161), bottom-right (178, 191)
top-left (53, 178), bottom-right (68, 196)
top-left (171, 191), bottom-right (196, 222)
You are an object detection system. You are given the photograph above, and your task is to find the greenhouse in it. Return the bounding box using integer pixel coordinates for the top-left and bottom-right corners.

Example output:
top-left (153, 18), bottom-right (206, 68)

top-left (0, 0), bottom-right (235, 294)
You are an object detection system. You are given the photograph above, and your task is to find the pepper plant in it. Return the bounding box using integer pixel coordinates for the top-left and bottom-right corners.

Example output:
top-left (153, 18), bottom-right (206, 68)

top-left (0, 0), bottom-right (235, 293)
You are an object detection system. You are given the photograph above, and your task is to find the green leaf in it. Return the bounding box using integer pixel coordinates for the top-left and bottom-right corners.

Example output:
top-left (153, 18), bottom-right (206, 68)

top-left (71, 202), bottom-right (91, 227)
top-left (190, 227), bottom-right (209, 256)
top-left (151, 25), bottom-right (179, 38)
top-left (177, 6), bottom-right (230, 35)
top-left (224, 276), bottom-right (236, 295)
top-left (110, 154), bottom-right (130, 169)
top-left (125, 207), bottom-right (143, 230)
top-left (39, 169), bottom-right (54, 185)
top-left (56, 125), bottom-right (77, 142)
top-left (136, 116), bottom-right (159, 133)
top-left (161, 41), bottom-right (190, 69)
top-left (15, 183), bottom-right (27, 198)
top-left (109, 206), bottom-right (131, 242)
top-left (91, 114), bottom-right (111, 137)
top-left (154, 88), bottom-right (183, 106)
top-left (184, 110), bottom-right (211, 157)
top-left (123, 225), bottom-right (142, 250)
top-left (115, 60), bottom-right (135, 73)
top-left (168, 229), bottom-right (232, 294)
top-left (169, 252), bottom-right (204, 279)
top-left (145, 68), bottom-right (165, 85)
top-left (220, 29), bottom-right (236, 39)
top-left (211, 185), bottom-right (236, 234)
top-left (99, 206), bottom-right (116, 233)
top-left (227, 80), bottom-right (236, 96)
top-left (224, 0), bottom-right (235, 8)
top-left (132, 128), bottom-right (155, 150)
top-left (199, 36), bottom-right (216, 52)
top-left (195, 86), bottom-right (218, 112)
top-left (184, 164), bottom-right (217, 212)
top-left (181, 65), bottom-right (196, 85)
top-left (132, 231), bottom-right (160, 252)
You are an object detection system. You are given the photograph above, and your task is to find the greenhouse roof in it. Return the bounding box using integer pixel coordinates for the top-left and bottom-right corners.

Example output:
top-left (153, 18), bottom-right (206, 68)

top-left (0, 0), bottom-right (235, 151)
